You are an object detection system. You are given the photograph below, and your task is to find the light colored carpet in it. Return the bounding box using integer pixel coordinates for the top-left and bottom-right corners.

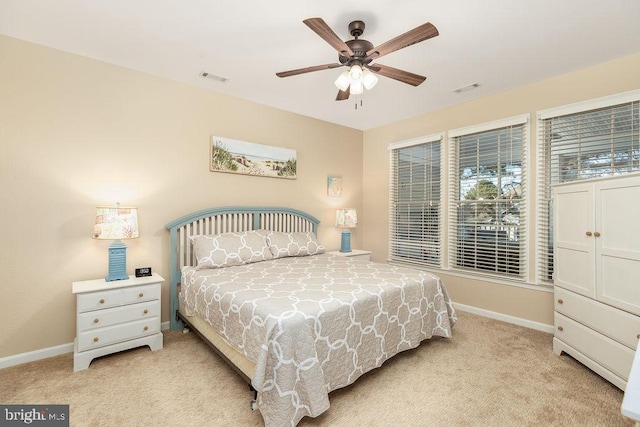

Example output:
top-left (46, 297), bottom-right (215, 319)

top-left (0, 311), bottom-right (630, 426)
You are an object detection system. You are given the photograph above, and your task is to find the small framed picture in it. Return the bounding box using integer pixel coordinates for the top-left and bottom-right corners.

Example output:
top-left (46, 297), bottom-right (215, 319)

top-left (327, 176), bottom-right (342, 197)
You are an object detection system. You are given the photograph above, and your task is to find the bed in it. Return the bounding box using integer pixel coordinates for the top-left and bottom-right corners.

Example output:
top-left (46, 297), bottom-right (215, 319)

top-left (165, 206), bottom-right (456, 426)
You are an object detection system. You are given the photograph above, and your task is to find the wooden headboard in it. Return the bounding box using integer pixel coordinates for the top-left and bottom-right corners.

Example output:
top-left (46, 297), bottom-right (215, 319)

top-left (164, 206), bottom-right (320, 329)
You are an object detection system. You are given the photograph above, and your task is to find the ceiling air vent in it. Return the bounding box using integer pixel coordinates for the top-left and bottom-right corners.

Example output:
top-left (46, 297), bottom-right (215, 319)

top-left (200, 72), bottom-right (229, 83)
top-left (452, 83), bottom-right (480, 94)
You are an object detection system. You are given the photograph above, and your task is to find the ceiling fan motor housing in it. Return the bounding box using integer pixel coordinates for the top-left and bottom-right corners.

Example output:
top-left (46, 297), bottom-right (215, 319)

top-left (339, 21), bottom-right (374, 66)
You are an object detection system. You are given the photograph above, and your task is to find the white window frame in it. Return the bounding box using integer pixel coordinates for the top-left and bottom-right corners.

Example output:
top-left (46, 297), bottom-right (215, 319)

top-left (448, 114), bottom-right (530, 281)
top-left (535, 89), bottom-right (640, 284)
top-left (388, 133), bottom-right (444, 268)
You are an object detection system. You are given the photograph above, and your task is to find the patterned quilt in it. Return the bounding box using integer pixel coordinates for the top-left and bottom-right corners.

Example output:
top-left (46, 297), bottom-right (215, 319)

top-left (181, 253), bottom-right (456, 426)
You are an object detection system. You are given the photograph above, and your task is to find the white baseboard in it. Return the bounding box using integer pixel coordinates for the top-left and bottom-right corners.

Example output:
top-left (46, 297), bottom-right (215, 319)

top-left (453, 302), bottom-right (554, 334)
top-left (0, 342), bottom-right (74, 370)
top-left (1, 311), bottom-right (548, 370)
top-left (0, 321), bottom-right (173, 370)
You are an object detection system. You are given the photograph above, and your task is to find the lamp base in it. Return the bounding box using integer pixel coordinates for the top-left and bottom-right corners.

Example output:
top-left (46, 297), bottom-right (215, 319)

top-left (106, 240), bottom-right (129, 282)
top-left (339, 229), bottom-right (352, 253)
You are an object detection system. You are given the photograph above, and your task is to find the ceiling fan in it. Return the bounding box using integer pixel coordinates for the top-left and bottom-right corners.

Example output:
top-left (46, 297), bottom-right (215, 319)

top-left (276, 18), bottom-right (439, 101)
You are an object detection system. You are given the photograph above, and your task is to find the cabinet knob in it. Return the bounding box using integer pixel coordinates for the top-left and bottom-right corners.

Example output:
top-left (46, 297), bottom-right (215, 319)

top-left (93, 337), bottom-right (99, 343)
top-left (557, 326), bottom-right (564, 332)
top-left (143, 326), bottom-right (149, 331)
top-left (637, 333), bottom-right (640, 340)
top-left (594, 231), bottom-right (601, 237)
top-left (585, 231), bottom-right (592, 237)
top-left (99, 299), bottom-right (105, 304)
top-left (93, 318), bottom-right (99, 324)
top-left (143, 309), bottom-right (148, 315)
top-left (139, 293), bottom-right (144, 298)
top-left (557, 299), bottom-right (563, 304)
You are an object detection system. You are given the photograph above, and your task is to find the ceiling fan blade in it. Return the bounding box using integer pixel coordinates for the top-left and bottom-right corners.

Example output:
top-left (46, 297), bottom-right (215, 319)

top-left (276, 63), bottom-right (342, 78)
top-left (336, 86), bottom-right (350, 101)
top-left (303, 18), bottom-right (355, 57)
top-left (367, 63), bottom-right (427, 86)
top-left (366, 22), bottom-right (438, 60)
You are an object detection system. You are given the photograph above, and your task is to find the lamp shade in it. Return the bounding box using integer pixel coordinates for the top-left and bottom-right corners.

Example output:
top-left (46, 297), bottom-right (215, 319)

top-left (349, 65), bottom-right (363, 80)
top-left (335, 208), bottom-right (357, 229)
top-left (362, 68), bottom-right (379, 90)
top-left (349, 79), bottom-right (364, 95)
top-left (94, 206), bottom-right (139, 240)
top-left (334, 70), bottom-right (350, 92)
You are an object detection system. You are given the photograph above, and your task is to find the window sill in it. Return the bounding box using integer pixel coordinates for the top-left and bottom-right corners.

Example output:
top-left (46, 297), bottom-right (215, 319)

top-left (388, 260), bottom-right (554, 293)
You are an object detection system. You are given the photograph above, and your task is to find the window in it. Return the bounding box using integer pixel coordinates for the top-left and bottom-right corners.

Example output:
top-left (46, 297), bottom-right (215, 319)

top-left (537, 90), bottom-right (640, 283)
top-left (449, 115), bottom-right (529, 280)
top-left (388, 134), bottom-right (443, 267)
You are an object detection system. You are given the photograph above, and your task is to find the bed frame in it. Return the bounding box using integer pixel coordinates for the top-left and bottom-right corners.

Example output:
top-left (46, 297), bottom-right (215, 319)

top-left (164, 206), bottom-right (320, 382)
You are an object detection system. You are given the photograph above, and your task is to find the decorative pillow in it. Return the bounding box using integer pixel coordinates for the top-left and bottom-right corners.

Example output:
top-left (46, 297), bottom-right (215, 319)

top-left (266, 231), bottom-right (325, 258)
top-left (190, 230), bottom-right (273, 270)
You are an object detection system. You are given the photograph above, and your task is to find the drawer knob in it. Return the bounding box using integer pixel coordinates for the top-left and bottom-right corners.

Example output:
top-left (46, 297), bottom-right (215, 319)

top-left (143, 326), bottom-right (149, 331)
top-left (586, 231), bottom-right (592, 237)
top-left (557, 299), bottom-right (563, 304)
top-left (139, 293), bottom-right (144, 298)
top-left (93, 337), bottom-right (99, 343)
top-left (143, 309), bottom-right (148, 315)
top-left (93, 318), bottom-right (99, 324)
top-left (557, 326), bottom-right (564, 332)
top-left (99, 299), bottom-right (105, 304)
top-left (637, 334), bottom-right (640, 340)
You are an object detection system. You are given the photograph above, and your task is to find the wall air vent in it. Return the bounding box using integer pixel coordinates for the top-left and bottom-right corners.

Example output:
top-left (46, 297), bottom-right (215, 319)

top-left (200, 72), bottom-right (229, 83)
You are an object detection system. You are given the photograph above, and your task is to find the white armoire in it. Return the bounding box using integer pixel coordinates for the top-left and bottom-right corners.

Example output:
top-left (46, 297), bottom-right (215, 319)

top-left (553, 173), bottom-right (640, 390)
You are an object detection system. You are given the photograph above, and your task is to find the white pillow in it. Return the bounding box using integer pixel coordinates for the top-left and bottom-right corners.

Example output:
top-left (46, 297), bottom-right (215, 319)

top-left (190, 230), bottom-right (273, 270)
top-left (266, 231), bottom-right (325, 259)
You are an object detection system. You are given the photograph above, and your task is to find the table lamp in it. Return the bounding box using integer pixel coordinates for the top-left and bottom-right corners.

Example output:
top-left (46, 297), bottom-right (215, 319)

top-left (335, 208), bottom-right (357, 253)
top-left (93, 204), bottom-right (139, 281)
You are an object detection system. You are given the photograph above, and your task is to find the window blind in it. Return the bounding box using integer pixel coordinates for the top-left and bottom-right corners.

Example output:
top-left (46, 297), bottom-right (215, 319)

top-left (536, 93), bottom-right (640, 283)
top-left (388, 134), bottom-right (443, 267)
top-left (448, 116), bottom-right (528, 280)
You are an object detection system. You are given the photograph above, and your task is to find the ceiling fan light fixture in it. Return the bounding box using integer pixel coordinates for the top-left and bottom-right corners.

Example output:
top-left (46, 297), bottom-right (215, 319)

top-left (362, 68), bottom-right (379, 90)
top-left (334, 70), bottom-right (351, 91)
top-left (350, 79), bottom-right (364, 95)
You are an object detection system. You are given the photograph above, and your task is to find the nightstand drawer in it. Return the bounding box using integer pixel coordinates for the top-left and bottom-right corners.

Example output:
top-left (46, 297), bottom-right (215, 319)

top-left (77, 288), bottom-right (123, 312)
top-left (77, 300), bottom-right (160, 332)
top-left (122, 284), bottom-right (160, 304)
top-left (77, 317), bottom-right (160, 352)
top-left (77, 284), bottom-right (160, 313)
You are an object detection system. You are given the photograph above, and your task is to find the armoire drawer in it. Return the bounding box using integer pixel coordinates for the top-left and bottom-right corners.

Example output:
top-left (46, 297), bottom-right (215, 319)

top-left (554, 312), bottom-right (635, 380)
top-left (555, 287), bottom-right (640, 349)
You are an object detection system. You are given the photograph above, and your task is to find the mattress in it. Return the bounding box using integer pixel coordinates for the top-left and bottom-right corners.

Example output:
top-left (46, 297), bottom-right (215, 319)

top-left (180, 253), bottom-right (456, 426)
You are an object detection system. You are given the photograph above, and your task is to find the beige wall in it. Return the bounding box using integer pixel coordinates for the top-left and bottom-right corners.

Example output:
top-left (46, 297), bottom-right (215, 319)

top-left (0, 35), bottom-right (363, 358)
top-left (362, 53), bottom-right (640, 325)
top-left (2, 32), bottom-right (638, 360)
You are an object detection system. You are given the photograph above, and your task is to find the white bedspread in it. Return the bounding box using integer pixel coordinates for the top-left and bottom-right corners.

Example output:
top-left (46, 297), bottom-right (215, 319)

top-left (181, 253), bottom-right (456, 426)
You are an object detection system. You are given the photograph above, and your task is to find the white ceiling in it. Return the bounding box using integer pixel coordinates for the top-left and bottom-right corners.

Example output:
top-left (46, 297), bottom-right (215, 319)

top-left (1, 0), bottom-right (639, 130)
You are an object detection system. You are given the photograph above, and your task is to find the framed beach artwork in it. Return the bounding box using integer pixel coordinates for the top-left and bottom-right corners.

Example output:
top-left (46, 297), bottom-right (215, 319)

top-left (210, 136), bottom-right (297, 179)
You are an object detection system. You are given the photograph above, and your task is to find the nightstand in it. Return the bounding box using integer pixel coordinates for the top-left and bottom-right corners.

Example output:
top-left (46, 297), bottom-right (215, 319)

top-left (72, 273), bottom-right (164, 372)
top-left (328, 249), bottom-right (372, 261)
